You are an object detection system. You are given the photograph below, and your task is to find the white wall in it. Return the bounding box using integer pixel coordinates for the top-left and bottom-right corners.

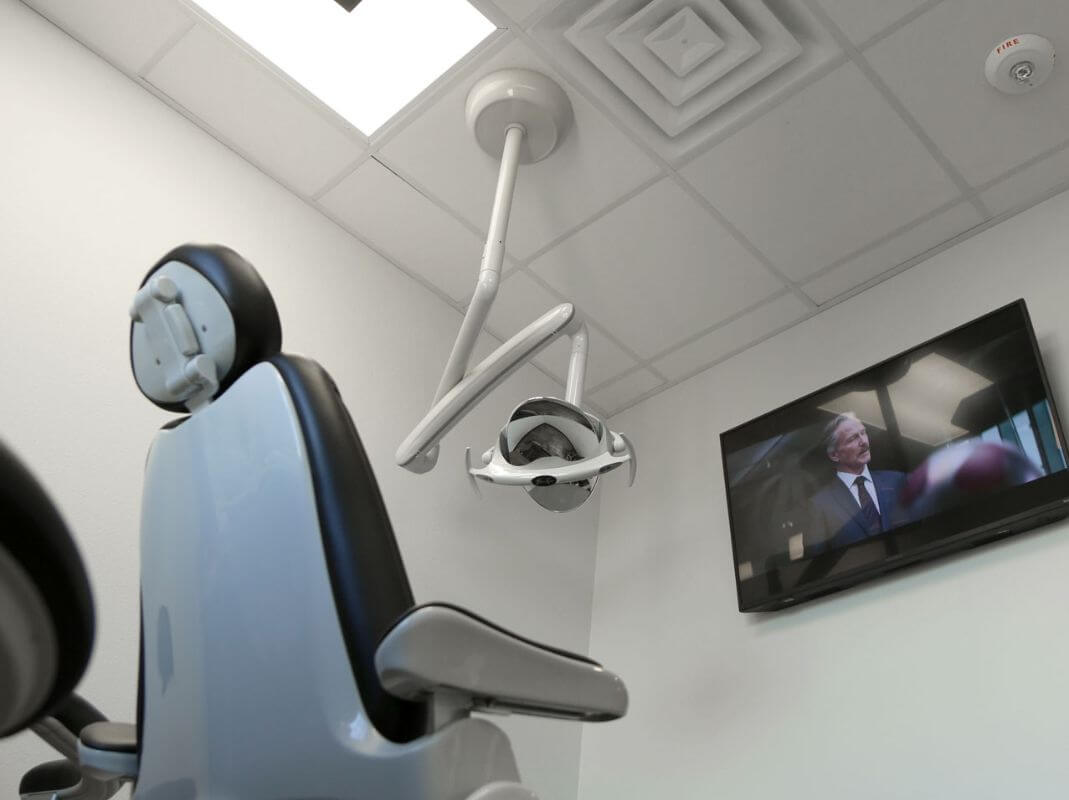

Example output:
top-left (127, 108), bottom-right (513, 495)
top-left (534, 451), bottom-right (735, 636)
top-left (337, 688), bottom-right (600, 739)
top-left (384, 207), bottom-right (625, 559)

top-left (581, 189), bottom-right (1069, 799)
top-left (0, 3), bottom-right (599, 799)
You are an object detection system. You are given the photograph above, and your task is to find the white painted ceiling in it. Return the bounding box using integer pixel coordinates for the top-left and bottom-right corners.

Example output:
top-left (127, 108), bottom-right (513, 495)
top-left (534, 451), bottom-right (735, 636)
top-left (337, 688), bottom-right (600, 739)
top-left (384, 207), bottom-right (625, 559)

top-left (23, 0), bottom-right (1069, 416)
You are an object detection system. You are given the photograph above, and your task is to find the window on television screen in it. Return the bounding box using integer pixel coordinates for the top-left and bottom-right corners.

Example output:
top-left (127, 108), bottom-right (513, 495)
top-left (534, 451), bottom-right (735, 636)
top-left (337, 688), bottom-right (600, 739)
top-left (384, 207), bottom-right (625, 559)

top-left (721, 302), bottom-right (1068, 609)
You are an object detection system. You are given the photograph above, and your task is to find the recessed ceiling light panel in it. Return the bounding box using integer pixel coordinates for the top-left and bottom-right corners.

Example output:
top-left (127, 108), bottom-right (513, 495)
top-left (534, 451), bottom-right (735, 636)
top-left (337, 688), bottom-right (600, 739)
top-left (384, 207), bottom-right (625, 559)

top-left (184, 0), bottom-right (496, 135)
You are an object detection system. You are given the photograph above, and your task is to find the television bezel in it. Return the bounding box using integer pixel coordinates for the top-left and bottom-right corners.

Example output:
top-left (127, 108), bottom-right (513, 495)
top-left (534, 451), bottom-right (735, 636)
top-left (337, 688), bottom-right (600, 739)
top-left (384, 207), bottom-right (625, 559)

top-left (720, 299), bottom-right (1069, 612)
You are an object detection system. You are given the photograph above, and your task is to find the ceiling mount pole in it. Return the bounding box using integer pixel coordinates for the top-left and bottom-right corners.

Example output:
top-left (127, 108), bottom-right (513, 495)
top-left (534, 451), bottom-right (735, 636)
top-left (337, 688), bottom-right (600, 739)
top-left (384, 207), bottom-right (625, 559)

top-left (431, 121), bottom-right (526, 408)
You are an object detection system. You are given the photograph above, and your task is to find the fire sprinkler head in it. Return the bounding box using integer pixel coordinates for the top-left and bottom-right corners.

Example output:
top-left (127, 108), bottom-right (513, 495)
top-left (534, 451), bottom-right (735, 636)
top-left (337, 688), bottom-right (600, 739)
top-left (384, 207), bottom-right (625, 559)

top-left (985, 34), bottom-right (1056, 95)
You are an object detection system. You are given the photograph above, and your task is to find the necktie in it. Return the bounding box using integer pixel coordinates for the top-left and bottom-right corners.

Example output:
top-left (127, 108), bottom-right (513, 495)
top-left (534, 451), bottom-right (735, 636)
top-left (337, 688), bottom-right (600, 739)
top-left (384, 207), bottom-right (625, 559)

top-left (854, 476), bottom-right (882, 535)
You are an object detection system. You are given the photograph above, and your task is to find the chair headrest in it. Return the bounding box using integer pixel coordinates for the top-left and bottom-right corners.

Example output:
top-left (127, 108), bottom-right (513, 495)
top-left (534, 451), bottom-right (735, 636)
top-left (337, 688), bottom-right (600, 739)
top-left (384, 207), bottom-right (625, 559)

top-left (130, 245), bottom-right (282, 413)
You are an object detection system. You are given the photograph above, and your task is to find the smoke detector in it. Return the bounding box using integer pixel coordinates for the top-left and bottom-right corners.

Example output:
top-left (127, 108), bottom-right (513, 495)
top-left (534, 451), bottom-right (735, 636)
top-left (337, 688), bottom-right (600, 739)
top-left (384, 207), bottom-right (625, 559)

top-left (985, 34), bottom-right (1055, 94)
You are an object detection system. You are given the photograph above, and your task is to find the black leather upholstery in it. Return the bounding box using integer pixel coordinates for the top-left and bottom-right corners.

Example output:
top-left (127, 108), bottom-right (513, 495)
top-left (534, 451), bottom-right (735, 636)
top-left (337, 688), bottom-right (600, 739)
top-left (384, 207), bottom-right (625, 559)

top-left (18, 759), bottom-right (81, 795)
top-left (50, 693), bottom-right (106, 736)
top-left (131, 244), bottom-right (283, 413)
top-left (269, 355), bottom-right (430, 744)
top-left (383, 603), bottom-right (601, 667)
top-left (0, 441), bottom-right (94, 738)
top-left (136, 598), bottom-right (143, 761)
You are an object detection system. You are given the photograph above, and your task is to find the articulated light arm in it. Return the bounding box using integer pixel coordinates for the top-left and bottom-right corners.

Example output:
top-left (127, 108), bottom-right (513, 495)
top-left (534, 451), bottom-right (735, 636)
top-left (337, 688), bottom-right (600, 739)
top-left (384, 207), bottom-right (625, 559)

top-left (564, 322), bottom-right (587, 408)
top-left (431, 123), bottom-right (525, 408)
top-left (396, 121), bottom-right (590, 473)
top-left (397, 69), bottom-right (589, 476)
top-left (396, 123), bottom-right (523, 473)
top-left (397, 304), bottom-right (585, 471)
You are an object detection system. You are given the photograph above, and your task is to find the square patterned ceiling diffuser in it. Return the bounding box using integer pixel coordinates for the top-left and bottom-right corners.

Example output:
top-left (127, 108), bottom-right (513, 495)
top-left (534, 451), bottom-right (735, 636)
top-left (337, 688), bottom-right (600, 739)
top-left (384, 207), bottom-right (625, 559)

top-left (533, 0), bottom-right (841, 162)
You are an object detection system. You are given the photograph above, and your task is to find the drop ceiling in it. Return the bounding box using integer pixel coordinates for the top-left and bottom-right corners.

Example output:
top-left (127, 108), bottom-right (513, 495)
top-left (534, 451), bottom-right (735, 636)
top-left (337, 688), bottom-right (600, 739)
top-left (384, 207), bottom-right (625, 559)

top-left (22, 0), bottom-right (1069, 416)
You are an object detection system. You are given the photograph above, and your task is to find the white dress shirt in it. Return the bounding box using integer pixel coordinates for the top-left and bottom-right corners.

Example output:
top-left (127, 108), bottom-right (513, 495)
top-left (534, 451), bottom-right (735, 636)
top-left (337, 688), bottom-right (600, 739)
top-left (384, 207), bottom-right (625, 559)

top-left (835, 465), bottom-right (881, 513)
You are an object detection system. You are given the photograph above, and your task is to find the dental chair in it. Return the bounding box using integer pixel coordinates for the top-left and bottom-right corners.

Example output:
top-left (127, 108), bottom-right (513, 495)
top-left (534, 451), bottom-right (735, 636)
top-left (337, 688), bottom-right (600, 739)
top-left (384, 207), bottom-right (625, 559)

top-left (4, 243), bottom-right (628, 800)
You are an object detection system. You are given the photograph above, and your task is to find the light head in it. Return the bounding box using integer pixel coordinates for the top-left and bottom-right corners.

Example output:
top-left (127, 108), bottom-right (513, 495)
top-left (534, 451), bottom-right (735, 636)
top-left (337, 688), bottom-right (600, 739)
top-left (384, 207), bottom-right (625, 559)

top-left (468, 397), bottom-right (636, 512)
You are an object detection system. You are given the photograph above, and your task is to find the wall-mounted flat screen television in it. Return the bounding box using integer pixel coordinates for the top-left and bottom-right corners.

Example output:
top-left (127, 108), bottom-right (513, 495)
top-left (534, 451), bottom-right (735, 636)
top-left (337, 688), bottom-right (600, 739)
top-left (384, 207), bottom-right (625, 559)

top-left (721, 300), bottom-right (1069, 612)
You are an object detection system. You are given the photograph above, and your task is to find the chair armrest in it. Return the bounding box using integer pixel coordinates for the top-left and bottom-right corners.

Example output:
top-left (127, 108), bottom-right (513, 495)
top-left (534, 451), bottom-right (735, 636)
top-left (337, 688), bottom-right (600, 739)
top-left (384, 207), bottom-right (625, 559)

top-left (375, 604), bottom-right (627, 722)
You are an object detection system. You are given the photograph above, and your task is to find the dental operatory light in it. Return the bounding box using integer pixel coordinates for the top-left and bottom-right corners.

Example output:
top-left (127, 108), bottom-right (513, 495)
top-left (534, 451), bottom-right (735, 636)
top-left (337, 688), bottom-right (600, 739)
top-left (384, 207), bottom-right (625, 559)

top-left (469, 397), bottom-right (636, 512)
top-left (183, 0), bottom-right (495, 134)
top-left (396, 69), bottom-right (636, 512)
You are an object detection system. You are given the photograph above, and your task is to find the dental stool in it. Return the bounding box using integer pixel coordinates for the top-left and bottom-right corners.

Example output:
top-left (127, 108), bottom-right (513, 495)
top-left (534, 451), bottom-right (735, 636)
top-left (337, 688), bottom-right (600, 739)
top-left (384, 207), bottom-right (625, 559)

top-left (0, 440), bottom-right (126, 800)
top-left (0, 440), bottom-right (94, 740)
top-left (125, 244), bottom-right (627, 800)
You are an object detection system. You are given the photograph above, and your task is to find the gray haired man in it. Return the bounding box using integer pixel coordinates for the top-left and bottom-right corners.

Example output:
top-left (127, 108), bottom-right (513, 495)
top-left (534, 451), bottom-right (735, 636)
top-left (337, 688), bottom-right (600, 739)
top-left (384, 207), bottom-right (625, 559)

top-left (807, 413), bottom-right (907, 553)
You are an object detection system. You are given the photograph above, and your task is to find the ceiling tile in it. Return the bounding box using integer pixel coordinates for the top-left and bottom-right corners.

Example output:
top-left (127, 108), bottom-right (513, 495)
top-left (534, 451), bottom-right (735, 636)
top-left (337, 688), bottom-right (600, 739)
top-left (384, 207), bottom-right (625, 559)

top-left (812, 0), bottom-right (933, 46)
top-left (529, 178), bottom-right (781, 359)
top-left (652, 293), bottom-right (810, 380)
top-left (802, 202), bottom-right (984, 304)
top-left (979, 144), bottom-right (1069, 217)
top-left (588, 369), bottom-right (664, 415)
top-left (483, 272), bottom-right (639, 388)
top-left (378, 37), bottom-right (662, 261)
top-left (680, 63), bottom-right (961, 280)
top-left (23, 0), bottom-right (191, 74)
top-left (865, 0), bottom-right (1069, 187)
top-left (319, 158), bottom-right (484, 303)
top-left (146, 24), bottom-right (365, 197)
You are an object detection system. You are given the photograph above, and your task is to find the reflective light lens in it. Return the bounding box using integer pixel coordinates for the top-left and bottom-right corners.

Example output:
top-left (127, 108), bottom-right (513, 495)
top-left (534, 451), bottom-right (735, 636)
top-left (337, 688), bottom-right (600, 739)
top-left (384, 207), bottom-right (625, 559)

top-left (526, 478), bottom-right (597, 513)
top-left (501, 398), bottom-right (603, 512)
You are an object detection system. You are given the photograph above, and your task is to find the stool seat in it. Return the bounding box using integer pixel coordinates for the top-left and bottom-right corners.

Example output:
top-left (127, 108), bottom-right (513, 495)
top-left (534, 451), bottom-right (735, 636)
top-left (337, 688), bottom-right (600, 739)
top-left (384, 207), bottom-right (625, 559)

top-left (79, 722), bottom-right (138, 779)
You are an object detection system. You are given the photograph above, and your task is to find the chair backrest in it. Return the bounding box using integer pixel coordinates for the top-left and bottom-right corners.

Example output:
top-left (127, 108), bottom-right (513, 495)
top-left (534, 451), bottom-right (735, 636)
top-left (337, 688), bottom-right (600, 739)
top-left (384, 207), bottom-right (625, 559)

top-left (265, 352), bottom-right (429, 742)
top-left (131, 246), bottom-right (453, 799)
top-left (0, 441), bottom-right (94, 739)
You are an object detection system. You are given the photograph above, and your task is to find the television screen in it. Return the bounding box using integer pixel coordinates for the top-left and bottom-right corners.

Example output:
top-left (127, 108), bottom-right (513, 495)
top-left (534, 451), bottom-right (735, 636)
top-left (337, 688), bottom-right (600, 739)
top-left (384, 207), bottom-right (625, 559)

top-left (721, 300), bottom-right (1069, 611)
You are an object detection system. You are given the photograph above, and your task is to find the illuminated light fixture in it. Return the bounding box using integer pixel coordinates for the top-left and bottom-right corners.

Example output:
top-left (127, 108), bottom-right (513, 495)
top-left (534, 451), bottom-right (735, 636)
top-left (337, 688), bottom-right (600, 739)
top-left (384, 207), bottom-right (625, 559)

top-left (822, 355), bottom-right (993, 447)
top-left (184, 0), bottom-right (496, 134)
top-left (886, 353), bottom-right (992, 446)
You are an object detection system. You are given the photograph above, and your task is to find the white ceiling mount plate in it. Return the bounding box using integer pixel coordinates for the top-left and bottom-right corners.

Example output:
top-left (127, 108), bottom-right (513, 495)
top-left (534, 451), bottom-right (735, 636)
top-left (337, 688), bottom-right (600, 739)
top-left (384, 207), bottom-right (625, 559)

top-left (532, 0), bottom-right (841, 163)
top-left (985, 34), bottom-right (1056, 94)
top-left (466, 68), bottom-right (574, 163)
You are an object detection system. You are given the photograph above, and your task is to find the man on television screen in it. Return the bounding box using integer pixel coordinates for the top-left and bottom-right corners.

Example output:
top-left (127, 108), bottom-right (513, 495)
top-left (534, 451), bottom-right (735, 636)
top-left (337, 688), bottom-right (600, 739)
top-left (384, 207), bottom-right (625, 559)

top-left (807, 412), bottom-right (907, 553)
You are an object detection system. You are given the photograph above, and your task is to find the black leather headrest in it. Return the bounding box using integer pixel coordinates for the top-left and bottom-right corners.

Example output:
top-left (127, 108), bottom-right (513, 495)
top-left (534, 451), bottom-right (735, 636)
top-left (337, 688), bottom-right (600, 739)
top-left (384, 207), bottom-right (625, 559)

top-left (130, 244), bottom-right (282, 413)
top-left (0, 440), bottom-right (94, 738)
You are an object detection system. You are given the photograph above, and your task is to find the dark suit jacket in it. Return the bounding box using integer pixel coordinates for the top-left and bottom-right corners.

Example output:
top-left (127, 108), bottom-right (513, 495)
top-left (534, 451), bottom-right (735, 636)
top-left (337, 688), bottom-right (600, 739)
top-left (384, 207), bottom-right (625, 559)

top-left (807, 470), bottom-right (907, 553)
